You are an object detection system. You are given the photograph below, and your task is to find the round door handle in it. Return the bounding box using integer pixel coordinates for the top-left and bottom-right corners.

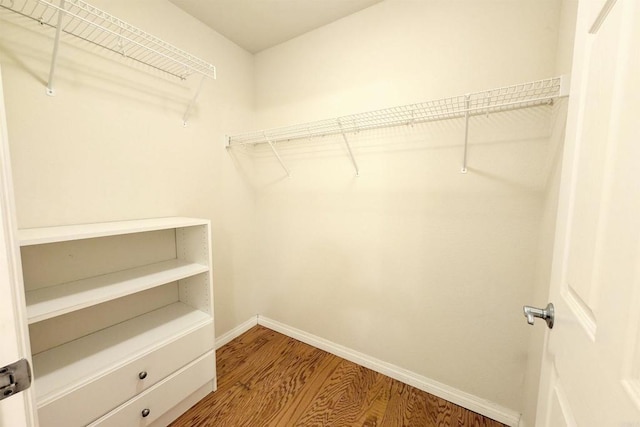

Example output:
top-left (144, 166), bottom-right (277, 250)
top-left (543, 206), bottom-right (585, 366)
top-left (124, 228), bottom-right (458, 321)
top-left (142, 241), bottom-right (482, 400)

top-left (138, 371), bottom-right (147, 380)
top-left (141, 408), bottom-right (150, 418)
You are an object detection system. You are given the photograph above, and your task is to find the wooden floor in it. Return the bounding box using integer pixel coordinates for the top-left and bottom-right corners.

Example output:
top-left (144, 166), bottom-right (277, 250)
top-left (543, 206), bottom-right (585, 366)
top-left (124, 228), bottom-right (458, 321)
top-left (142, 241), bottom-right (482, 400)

top-left (170, 326), bottom-right (506, 427)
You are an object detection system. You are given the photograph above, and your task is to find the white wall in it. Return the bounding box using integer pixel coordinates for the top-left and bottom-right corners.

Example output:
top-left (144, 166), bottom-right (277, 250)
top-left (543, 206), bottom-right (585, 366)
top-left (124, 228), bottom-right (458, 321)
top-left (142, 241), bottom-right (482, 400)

top-left (253, 0), bottom-right (561, 128)
top-left (248, 0), bottom-right (563, 415)
top-left (0, 0), bottom-right (257, 336)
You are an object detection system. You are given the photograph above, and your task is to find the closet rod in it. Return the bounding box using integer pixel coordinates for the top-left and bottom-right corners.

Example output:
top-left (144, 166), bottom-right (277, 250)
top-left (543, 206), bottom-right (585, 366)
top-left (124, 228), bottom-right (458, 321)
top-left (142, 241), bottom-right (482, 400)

top-left (227, 76), bottom-right (568, 148)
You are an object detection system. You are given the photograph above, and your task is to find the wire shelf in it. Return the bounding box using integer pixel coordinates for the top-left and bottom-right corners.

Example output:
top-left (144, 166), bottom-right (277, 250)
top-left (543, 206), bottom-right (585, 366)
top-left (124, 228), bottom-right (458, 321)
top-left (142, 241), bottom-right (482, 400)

top-left (228, 77), bottom-right (566, 147)
top-left (0, 0), bottom-right (217, 80)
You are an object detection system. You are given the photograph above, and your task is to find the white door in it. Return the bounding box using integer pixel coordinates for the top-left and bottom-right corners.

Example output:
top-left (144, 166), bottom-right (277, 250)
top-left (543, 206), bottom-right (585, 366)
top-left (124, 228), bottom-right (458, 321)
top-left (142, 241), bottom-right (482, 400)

top-left (0, 67), bottom-right (36, 425)
top-left (535, 0), bottom-right (640, 425)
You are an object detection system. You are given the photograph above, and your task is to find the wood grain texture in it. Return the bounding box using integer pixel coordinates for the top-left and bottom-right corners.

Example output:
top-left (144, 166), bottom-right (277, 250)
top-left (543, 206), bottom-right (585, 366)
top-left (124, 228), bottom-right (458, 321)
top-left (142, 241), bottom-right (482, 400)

top-left (170, 325), bottom-right (506, 427)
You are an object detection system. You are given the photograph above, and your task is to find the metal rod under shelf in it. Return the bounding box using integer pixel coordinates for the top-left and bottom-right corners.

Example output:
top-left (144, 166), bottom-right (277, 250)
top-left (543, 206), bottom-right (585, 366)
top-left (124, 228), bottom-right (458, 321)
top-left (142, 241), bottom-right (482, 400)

top-left (266, 139), bottom-right (291, 178)
top-left (461, 94), bottom-right (470, 174)
top-left (45, 0), bottom-right (65, 96)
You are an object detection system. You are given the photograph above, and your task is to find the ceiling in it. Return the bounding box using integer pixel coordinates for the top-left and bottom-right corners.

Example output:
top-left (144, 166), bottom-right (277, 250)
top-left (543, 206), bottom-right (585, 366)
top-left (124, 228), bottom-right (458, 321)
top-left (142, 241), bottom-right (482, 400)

top-left (168, 0), bottom-right (384, 54)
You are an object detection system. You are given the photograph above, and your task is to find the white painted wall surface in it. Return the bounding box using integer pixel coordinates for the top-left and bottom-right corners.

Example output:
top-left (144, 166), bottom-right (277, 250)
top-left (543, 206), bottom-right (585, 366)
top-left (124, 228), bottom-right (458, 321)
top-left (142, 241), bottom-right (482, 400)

top-left (253, 0), bottom-right (562, 128)
top-left (0, 0), bottom-right (257, 336)
top-left (248, 0), bottom-right (564, 414)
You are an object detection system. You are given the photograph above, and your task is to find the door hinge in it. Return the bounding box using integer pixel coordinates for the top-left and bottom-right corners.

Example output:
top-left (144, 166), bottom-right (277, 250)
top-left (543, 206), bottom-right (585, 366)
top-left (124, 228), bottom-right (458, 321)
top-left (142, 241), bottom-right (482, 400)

top-left (0, 359), bottom-right (31, 401)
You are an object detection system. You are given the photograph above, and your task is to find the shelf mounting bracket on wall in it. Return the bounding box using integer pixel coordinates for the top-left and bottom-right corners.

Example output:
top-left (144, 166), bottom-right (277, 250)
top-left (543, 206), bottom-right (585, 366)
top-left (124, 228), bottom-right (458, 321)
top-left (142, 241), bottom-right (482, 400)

top-left (46, 0), bottom-right (66, 96)
top-left (264, 133), bottom-right (291, 177)
top-left (461, 94), bottom-right (471, 173)
top-left (338, 120), bottom-right (360, 177)
top-left (182, 75), bottom-right (207, 127)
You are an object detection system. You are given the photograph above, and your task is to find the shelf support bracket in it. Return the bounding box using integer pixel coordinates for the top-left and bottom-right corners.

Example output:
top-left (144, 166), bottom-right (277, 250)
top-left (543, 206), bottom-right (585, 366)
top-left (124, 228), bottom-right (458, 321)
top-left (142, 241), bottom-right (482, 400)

top-left (265, 134), bottom-right (290, 177)
top-left (461, 94), bottom-right (471, 173)
top-left (182, 75), bottom-right (206, 127)
top-left (46, 0), bottom-right (66, 96)
top-left (338, 122), bottom-right (360, 177)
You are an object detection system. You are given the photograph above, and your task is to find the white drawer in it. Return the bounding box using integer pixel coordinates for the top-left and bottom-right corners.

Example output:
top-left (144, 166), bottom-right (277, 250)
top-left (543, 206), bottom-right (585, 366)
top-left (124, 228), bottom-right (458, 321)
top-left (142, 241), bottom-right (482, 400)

top-left (38, 321), bottom-right (214, 427)
top-left (89, 350), bottom-right (216, 427)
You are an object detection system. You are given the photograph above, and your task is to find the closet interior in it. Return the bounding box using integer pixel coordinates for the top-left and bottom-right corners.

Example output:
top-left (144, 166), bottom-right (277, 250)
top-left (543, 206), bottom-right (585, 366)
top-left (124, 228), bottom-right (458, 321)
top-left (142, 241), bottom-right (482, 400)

top-left (0, 0), bottom-right (581, 426)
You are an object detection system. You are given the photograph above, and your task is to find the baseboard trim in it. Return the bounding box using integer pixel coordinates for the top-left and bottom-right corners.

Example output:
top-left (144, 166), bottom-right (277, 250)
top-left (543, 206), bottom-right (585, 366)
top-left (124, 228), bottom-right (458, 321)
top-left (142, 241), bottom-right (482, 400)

top-left (257, 315), bottom-right (521, 427)
top-left (215, 315), bottom-right (259, 349)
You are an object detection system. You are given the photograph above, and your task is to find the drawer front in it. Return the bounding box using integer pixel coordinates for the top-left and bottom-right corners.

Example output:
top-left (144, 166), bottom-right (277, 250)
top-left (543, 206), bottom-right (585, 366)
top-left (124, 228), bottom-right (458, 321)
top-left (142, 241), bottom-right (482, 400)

top-left (38, 321), bottom-right (214, 427)
top-left (89, 350), bottom-right (216, 427)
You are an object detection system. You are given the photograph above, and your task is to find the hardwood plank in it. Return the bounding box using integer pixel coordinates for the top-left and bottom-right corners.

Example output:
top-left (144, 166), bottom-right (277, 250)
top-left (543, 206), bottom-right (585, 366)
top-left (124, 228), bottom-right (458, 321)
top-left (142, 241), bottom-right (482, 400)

top-left (380, 381), bottom-right (415, 426)
top-left (352, 373), bottom-right (393, 426)
top-left (219, 339), bottom-right (320, 426)
top-left (453, 404), bottom-right (507, 427)
top-left (292, 359), bottom-right (376, 426)
top-left (217, 327), bottom-right (293, 390)
top-left (215, 325), bottom-right (275, 380)
top-left (265, 351), bottom-right (343, 426)
top-left (407, 387), bottom-right (433, 426)
top-left (423, 391), bottom-right (455, 426)
top-left (169, 326), bottom-right (508, 427)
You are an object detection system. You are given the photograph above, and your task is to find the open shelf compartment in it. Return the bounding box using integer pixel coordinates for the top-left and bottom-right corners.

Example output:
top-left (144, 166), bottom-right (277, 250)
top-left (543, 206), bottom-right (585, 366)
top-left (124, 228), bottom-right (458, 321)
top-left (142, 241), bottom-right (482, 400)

top-left (25, 259), bottom-right (209, 323)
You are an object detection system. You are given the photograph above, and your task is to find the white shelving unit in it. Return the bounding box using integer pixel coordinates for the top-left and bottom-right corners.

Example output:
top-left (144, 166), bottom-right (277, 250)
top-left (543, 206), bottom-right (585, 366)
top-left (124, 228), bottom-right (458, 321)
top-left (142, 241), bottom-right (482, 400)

top-left (17, 217), bottom-right (216, 427)
top-left (0, 0), bottom-right (216, 124)
top-left (227, 76), bottom-right (569, 175)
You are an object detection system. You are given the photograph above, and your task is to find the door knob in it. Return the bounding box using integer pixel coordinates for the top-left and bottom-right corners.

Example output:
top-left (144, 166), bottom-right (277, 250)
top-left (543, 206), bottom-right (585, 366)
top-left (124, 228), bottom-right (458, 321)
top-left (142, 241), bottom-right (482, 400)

top-left (523, 303), bottom-right (554, 329)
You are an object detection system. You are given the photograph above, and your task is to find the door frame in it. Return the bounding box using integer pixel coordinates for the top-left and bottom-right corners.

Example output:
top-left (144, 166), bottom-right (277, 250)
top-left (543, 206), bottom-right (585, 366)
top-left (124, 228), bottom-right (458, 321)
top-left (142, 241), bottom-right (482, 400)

top-left (0, 64), bottom-right (38, 426)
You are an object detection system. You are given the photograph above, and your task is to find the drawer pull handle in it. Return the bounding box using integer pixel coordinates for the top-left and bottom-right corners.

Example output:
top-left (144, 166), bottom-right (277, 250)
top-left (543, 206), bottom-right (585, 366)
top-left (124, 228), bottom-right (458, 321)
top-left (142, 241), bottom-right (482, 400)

top-left (141, 408), bottom-right (150, 418)
top-left (138, 371), bottom-right (147, 380)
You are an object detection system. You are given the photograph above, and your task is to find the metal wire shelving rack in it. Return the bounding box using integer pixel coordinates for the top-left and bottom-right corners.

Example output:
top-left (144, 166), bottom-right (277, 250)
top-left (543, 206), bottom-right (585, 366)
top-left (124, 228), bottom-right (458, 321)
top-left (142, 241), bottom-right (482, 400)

top-left (0, 0), bottom-right (217, 124)
top-left (227, 76), bottom-right (569, 176)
